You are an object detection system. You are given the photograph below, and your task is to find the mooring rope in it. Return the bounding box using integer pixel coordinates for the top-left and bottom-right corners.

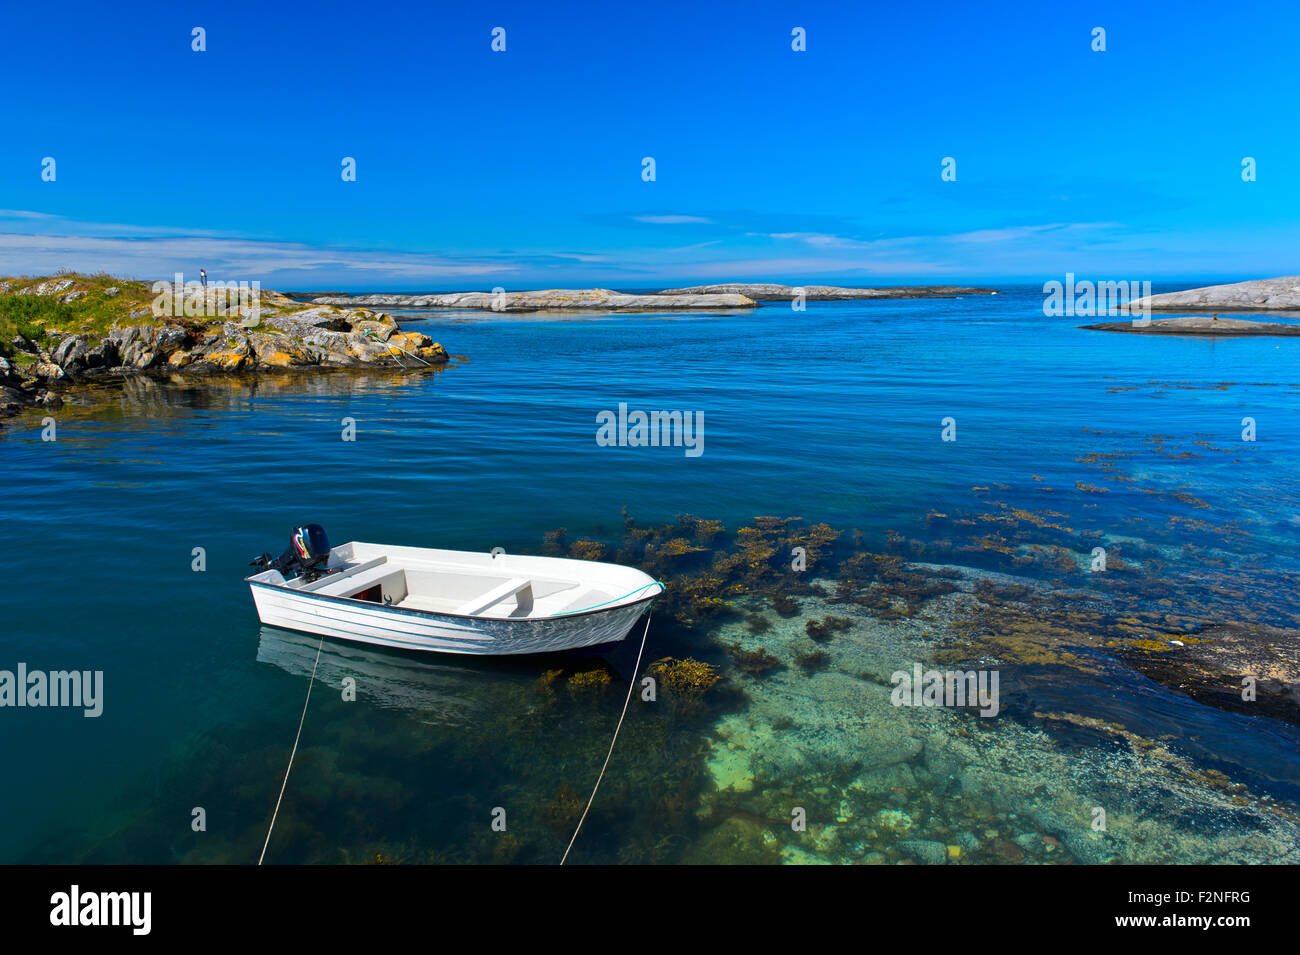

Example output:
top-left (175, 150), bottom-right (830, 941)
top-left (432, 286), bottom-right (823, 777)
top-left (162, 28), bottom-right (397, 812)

top-left (560, 609), bottom-right (654, 865)
top-left (257, 593), bottom-right (655, 864)
top-left (556, 581), bottom-right (665, 616)
top-left (364, 329), bottom-right (434, 366)
top-left (258, 633), bottom-right (325, 865)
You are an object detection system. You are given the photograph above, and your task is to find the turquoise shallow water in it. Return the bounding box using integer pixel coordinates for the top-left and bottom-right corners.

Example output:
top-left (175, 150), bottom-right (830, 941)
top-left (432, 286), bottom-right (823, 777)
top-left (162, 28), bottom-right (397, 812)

top-left (3, 284), bottom-right (1300, 864)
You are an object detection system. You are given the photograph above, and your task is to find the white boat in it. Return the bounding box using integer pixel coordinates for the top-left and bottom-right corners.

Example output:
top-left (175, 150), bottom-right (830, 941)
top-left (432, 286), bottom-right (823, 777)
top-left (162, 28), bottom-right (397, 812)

top-left (246, 527), bottom-right (663, 656)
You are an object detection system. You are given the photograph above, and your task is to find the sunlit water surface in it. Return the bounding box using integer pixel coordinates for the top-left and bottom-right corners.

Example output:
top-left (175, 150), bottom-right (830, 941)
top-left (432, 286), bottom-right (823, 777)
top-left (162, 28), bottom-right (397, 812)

top-left (3, 285), bottom-right (1299, 864)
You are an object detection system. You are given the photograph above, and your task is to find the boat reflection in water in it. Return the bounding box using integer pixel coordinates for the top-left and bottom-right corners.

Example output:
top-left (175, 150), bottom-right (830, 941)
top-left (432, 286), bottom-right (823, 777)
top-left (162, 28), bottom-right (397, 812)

top-left (255, 625), bottom-right (502, 725)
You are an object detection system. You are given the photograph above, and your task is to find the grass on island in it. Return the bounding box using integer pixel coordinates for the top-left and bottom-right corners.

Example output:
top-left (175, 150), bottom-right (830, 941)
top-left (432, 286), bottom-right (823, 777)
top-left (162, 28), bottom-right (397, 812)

top-left (0, 271), bottom-right (310, 360)
top-left (0, 273), bottom-right (164, 359)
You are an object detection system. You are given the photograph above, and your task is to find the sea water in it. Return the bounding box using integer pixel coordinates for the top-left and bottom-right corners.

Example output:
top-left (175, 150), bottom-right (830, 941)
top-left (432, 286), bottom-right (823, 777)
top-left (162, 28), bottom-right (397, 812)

top-left (2, 284), bottom-right (1298, 864)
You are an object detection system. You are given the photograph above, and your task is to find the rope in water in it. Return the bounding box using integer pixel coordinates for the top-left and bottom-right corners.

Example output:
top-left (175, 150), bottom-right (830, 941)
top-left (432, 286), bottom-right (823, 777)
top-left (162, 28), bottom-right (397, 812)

top-left (258, 633), bottom-right (325, 865)
top-left (364, 329), bottom-right (435, 366)
top-left (560, 608), bottom-right (654, 865)
top-left (257, 581), bottom-right (662, 864)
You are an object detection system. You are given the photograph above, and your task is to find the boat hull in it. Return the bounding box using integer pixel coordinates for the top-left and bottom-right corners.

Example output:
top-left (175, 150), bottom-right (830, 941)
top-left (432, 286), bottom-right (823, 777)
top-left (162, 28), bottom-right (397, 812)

top-left (249, 582), bottom-right (653, 655)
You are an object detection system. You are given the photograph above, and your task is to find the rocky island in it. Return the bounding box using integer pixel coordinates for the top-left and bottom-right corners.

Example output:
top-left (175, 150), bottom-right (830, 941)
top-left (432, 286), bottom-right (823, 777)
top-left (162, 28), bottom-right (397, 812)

top-left (3, 273), bottom-right (1002, 418)
top-left (310, 283), bottom-right (998, 311)
top-left (656, 283), bottom-right (998, 300)
top-left (1126, 276), bottom-right (1300, 312)
top-left (1083, 276), bottom-right (1300, 336)
top-left (1083, 315), bottom-right (1300, 336)
top-left (311, 289), bottom-right (759, 311)
top-left (0, 274), bottom-right (449, 417)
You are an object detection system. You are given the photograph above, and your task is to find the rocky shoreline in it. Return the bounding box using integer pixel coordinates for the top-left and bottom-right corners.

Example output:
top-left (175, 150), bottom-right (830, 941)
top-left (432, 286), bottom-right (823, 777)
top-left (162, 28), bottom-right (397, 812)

top-left (1, 274), bottom-right (449, 419)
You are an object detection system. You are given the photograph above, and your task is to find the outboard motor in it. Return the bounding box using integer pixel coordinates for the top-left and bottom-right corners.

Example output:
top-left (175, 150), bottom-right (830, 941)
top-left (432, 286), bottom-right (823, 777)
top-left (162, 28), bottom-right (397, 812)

top-left (250, 524), bottom-right (333, 582)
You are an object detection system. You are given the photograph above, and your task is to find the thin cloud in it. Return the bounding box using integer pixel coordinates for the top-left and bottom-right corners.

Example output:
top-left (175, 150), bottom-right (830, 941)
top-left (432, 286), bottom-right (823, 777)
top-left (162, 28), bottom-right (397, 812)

top-left (2, 210), bottom-right (1268, 287)
top-left (0, 230), bottom-right (517, 281)
top-left (633, 214), bottom-right (714, 225)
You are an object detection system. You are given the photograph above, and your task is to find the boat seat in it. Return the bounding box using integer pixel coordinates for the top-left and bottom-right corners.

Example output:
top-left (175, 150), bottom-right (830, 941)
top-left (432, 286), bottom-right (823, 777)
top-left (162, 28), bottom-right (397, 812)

top-left (313, 563), bottom-right (399, 598)
top-left (297, 556), bottom-right (388, 592)
top-left (453, 577), bottom-right (533, 617)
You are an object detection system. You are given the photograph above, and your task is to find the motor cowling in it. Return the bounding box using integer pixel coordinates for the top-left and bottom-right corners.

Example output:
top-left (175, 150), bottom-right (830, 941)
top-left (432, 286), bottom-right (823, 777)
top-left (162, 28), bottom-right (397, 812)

top-left (251, 524), bottom-right (333, 581)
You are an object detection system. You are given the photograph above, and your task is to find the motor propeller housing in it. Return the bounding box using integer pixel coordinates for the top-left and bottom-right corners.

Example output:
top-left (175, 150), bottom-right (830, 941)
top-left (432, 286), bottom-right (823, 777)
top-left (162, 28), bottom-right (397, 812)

top-left (250, 524), bottom-right (333, 581)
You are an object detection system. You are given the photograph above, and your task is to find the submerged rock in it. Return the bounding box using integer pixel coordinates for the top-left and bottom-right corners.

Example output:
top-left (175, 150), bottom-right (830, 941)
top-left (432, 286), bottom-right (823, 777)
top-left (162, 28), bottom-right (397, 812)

top-left (1014, 832), bottom-right (1043, 852)
top-left (875, 808), bottom-right (914, 833)
top-left (1118, 621), bottom-right (1300, 724)
top-left (683, 816), bottom-right (780, 864)
top-left (897, 839), bottom-right (948, 865)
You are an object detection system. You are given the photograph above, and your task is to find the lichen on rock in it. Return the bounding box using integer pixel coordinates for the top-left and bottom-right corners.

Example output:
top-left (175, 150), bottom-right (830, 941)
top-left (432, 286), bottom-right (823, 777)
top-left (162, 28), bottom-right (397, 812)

top-left (0, 272), bottom-right (453, 418)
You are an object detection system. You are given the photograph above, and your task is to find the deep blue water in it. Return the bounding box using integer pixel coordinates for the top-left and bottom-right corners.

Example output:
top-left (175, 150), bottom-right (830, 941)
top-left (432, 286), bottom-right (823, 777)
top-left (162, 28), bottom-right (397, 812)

top-left (3, 284), bottom-right (1299, 864)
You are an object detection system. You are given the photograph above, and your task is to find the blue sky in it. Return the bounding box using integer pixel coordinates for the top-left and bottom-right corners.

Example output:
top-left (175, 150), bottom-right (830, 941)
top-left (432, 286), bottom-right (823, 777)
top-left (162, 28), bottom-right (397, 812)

top-left (1, 0), bottom-right (1296, 289)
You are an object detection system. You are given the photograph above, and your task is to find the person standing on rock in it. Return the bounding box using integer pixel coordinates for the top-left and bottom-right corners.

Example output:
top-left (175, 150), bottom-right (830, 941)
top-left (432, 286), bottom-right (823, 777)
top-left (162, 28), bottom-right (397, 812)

top-left (200, 268), bottom-right (207, 289)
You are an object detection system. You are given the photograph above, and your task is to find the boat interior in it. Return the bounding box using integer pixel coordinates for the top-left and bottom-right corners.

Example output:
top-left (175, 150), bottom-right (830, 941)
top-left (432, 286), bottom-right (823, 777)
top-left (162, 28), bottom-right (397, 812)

top-left (249, 541), bottom-right (655, 619)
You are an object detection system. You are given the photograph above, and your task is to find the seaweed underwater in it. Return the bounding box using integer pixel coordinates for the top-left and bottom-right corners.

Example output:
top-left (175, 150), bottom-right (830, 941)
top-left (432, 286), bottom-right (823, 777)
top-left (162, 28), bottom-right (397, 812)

top-left (557, 435), bottom-right (1300, 863)
top-left (24, 428), bottom-right (1300, 864)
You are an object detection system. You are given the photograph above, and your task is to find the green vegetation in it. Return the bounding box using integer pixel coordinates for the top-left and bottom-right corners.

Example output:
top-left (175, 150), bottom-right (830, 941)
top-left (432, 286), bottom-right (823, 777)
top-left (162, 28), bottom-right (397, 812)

top-left (0, 273), bottom-right (318, 360)
top-left (0, 294), bottom-right (65, 351)
top-left (0, 274), bottom-right (156, 348)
